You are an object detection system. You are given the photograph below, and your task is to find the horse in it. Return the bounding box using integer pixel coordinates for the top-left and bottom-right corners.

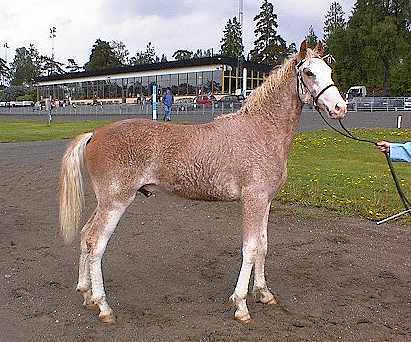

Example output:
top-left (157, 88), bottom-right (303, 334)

top-left (59, 40), bottom-right (347, 324)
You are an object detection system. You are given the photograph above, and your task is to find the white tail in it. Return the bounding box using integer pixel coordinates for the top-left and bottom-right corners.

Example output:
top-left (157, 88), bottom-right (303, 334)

top-left (59, 132), bottom-right (93, 244)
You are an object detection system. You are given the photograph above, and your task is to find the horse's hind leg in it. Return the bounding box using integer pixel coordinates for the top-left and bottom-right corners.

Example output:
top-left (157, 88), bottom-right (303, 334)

top-left (253, 201), bottom-right (277, 305)
top-left (85, 200), bottom-right (131, 323)
top-left (76, 209), bottom-right (97, 310)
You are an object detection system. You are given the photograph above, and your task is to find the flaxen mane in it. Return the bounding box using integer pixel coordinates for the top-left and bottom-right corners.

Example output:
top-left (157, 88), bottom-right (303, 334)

top-left (241, 48), bottom-right (319, 114)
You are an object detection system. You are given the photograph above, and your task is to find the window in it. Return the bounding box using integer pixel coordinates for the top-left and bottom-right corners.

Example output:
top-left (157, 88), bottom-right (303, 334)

top-left (187, 72), bottom-right (196, 95)
top-left (127, 77), bottom-right (135, 97)
top-left (170, 74), bottom-right (178, 95)
top-left (212, 70), bottom-right (222, 94)
top-left (178, 73), bottom-right (188, 96)
top-left (141, 76), bottom-right (148, 96)
top-left (202, 71), bottom-right (212, 94)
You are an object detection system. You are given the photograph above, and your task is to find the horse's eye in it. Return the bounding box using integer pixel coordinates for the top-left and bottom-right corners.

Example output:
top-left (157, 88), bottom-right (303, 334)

top-left (304, 69), bottom-right (314, 77)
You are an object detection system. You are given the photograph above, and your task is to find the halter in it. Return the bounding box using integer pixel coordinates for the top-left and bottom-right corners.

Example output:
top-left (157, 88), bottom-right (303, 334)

top-left (295, 57), bottom-right (338, 112)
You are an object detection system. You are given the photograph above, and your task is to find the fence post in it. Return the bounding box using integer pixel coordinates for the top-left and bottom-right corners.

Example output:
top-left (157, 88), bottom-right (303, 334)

top-left (397, 115), bottom-right (402, 129)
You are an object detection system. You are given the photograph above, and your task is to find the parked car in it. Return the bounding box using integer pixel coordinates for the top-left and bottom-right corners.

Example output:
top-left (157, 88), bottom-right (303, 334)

top-left (214, 95), bottom-right (242, 108)
top-left (195, 95), bottom-right (216, 106)
top-left (405, 97), bottom-right (411, 110)
top-left (174, 97), bottom-right (195, 111)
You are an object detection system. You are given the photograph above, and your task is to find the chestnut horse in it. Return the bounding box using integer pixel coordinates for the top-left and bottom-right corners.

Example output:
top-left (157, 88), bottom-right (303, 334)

top-left (60, 41), bottom-right (347, 324)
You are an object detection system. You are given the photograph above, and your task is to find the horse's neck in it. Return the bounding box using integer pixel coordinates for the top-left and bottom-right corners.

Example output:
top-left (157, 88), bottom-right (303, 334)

top-left (244, 74), bottom-right (303, 149)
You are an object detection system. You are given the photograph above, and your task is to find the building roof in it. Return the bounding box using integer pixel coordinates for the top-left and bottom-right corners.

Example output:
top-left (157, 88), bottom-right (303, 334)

top-left (35, 56), bottom-right (273, 83)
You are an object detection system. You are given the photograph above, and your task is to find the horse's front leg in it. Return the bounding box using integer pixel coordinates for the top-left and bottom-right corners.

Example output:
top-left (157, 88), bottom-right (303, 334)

top-left (230, 192), bottom-right (269, 323)
top-left (253, 200), bottom-right (277, 305)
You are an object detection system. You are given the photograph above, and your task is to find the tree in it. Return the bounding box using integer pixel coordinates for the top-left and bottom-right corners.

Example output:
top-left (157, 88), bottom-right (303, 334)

top-left (172, 49), bottom-right (193, 61)
top-left (84, 39), bottom-right (121, 72)
top-left (40, 55), bottom-right (65, 75)
top-left (66, 58), bottom-right (82, 73)
top-left (344, 0), bottom-right (410, 95)
top-left (324, 0), bottom-right (411, 95)
top-left (323, 2), bottom-right (346, 42)
top-left (10, 45), bottom-right (42, 85)
top-left (0, 57), bottom-right (10, 86)
top-left (130, 42), bottom-right (159, 65)
top-left (193, 49), bottom-right (213, 58)
top-left (220, 16), bottom-right (244, 58)
top-left (250, 0), bottom-right (288, 65)
top-left (160, 54), bottom-right (168, 62)
top-left (306, 26), bottom-right (318, 48)
top-left (110, 40), bottom-right (130, 65)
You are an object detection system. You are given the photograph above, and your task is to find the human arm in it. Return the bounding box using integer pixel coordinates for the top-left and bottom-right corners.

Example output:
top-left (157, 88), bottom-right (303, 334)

top-left (376, 141), bottom-right (411, 162)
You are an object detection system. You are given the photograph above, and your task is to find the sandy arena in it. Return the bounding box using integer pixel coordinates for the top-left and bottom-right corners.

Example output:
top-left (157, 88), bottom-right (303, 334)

top-left (0, 140), bottom-right (410, 341)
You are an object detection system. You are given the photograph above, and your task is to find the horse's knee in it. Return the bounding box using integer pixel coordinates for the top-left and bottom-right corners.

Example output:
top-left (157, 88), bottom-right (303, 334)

top-left (242, 242), bottom-right (258, 264)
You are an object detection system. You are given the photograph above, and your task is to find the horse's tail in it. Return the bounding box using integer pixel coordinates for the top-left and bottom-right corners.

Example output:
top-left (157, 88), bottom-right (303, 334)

top-left (59, 132), bottom-right (93, 244)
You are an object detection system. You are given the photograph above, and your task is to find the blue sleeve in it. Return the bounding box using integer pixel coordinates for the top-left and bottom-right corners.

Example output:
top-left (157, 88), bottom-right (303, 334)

top-left (390, 142), bottom-right (411, 162)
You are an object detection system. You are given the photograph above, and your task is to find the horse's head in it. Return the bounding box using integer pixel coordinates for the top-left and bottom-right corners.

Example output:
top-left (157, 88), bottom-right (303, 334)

top-left (295, 40), bottom-right (347, 119)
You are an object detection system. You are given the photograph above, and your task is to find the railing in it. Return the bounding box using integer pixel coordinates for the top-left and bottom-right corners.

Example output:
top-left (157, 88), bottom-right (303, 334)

top-left (0, 97), bottom-right (410, 118)
top-left (346, 97), bottom-right (411, 112)
top-left (0, 102), bottom-right (244, 117)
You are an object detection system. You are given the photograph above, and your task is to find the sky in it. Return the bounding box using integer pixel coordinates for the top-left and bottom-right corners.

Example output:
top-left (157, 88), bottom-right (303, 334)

top-left (0, 0), bottom-right (356, 67)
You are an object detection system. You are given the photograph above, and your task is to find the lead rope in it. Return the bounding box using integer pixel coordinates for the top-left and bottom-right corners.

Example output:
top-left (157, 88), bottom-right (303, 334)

top-left (314, 106), bottom-right (411, 213)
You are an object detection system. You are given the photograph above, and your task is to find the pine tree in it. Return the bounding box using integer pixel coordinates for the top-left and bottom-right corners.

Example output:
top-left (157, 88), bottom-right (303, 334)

top-left (172, 50), bottom-right (193, 61)
top-left (250, 0), bottom-right (287, 65)
top-left (0, 57), bottom-right (9, 86)
top-left (306, 26), bottom-right (318, 48)
top-left (110, 41), bottom-right (130, 65)
top-left (130, 42), bottom-right (159, 65)
top-left (84, 39), bottom-right (121, 71)
top-left (220, 16), bottom-right (244, 58)
top-left (66, 59), bottom-right (82, 73)
top-left (323, 2), bottom-right (346, 41)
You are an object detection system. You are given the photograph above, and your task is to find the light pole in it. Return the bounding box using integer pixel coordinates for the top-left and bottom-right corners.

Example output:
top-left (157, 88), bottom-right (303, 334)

top-left (237, 0), bottom-right (244, 94)
top-left (3, 42), bottom-right (9, 64)
top-left (49, 26), bottom-right (56, 75)
top-left (2, 43), bottom-right (9, 87)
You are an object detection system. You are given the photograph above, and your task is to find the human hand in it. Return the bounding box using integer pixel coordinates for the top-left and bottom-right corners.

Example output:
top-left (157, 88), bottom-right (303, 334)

top-left (376, 141), bottom-right (390, 154)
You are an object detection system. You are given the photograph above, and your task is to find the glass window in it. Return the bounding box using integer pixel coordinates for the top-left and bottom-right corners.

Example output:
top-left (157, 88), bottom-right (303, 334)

top-left (212, 70), bottom-right (222, 94)
top-left (178, 73), bottom-right (188, 96)
top-left (134, 77), bottom-right (142, 97)
top-left (170, 74), bottom-right (178, 96)
top-left (127, 77), bottom-right (135, 97)
top-left (187, 72), bottom-right (196, 95)
top-left (148, 76), bottom-right (155, 95)
top-left (202, 71), bottom-right (212, 94)
top-left (141, 76), bottom-right (148, 96)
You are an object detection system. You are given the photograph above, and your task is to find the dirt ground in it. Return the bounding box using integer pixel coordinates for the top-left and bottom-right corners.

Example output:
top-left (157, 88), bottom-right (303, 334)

top-left (0, 140), bottom-right (410, 342)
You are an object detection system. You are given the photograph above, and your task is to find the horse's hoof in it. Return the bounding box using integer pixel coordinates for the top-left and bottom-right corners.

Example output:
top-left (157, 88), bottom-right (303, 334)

top-left (235, 312), bottom-right (252, 324)
top-left (99, 312), bottom-right (116, 324)
top-left (259, 295), bottom-right (278, 305)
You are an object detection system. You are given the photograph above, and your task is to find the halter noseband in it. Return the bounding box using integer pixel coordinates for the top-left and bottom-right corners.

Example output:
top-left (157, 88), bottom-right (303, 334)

top-left (296, 57), bottom-right (337, 111)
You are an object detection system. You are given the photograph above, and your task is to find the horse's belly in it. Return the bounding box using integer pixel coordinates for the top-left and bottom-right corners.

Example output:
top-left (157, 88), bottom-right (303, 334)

top-left (162, 178), bottom-right (240, 202)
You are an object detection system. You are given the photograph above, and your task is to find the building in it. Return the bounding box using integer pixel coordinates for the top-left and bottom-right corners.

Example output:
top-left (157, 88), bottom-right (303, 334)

top-left (35, 57), bottom-right (272, 105)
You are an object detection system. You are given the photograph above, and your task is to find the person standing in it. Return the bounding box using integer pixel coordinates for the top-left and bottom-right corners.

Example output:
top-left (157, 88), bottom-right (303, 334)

top-left (162, 88), bottom-right (174, 121)
top-left (376, 141), bottom-right (411, 162)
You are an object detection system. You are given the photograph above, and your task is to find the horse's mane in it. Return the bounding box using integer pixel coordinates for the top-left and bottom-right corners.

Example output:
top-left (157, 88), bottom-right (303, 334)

top-left (215, 48), bottom-right (319, 120)
top-left (243, 49), bottom-right (322, 114)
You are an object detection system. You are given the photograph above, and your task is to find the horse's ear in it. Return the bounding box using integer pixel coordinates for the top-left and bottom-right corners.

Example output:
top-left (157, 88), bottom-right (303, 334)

top-left (314, 40), bottom-right (325, 56)
top-left (298, 40), bottom-right (307, 61)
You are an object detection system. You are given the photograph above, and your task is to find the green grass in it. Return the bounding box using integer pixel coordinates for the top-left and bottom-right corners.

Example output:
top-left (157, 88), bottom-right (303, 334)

top-left (0, 120), bottom-right (111, 142)
top-left (1, 120), bottom-right (411, 222)
top-left (277, 128), bottom-right (411, 222)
